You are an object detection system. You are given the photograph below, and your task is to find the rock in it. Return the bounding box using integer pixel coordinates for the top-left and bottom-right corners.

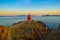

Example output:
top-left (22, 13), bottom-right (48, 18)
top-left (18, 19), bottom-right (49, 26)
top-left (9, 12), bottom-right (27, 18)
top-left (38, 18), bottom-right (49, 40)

top-left (10, 20), bottom-right (50, 40)
top-left (49, 24), bottom-right (60, 40)
top-left (58, 24), bottom-right (60, 30)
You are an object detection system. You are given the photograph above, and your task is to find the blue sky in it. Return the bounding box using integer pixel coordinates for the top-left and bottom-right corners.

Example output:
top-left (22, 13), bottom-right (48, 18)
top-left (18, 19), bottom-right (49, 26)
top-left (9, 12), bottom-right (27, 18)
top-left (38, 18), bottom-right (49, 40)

top-left (0, 0), bottom-right (60, 11)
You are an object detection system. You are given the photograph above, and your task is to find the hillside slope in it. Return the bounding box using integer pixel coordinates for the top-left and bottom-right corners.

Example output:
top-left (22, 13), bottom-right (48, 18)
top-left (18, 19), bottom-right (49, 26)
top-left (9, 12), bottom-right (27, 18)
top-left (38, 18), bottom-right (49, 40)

top-left (10, 20), bottom-right (49, 40)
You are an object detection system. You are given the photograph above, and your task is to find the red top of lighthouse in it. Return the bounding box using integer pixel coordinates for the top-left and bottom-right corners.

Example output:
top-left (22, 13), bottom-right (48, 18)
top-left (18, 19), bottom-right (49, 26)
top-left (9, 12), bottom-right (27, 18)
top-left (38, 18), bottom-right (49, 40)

top-left (27, 14), bottom-right (32, 21)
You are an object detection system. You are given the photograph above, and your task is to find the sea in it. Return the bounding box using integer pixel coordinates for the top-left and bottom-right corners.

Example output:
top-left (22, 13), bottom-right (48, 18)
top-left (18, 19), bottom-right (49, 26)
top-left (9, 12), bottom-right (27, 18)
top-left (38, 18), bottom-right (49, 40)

top-left (0, 16), bottom-right (60, 28)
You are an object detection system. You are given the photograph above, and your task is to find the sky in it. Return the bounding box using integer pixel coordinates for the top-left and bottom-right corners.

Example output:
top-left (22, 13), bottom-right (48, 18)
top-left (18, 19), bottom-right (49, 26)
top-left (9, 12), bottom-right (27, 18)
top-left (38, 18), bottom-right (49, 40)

top-left (0, 0), bottom-right (60, 16)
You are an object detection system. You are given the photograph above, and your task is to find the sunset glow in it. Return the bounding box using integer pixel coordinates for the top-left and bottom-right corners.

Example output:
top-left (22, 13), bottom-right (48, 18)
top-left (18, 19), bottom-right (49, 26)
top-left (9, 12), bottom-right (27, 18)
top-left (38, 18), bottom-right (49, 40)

top-left (0, 0), bottom-right (60, 16)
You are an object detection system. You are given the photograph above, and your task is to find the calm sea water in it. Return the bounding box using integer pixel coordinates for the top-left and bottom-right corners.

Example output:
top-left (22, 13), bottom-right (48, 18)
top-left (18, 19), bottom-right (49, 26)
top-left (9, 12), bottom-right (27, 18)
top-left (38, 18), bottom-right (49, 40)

top-left (0, 16), bottom-right (60, 28)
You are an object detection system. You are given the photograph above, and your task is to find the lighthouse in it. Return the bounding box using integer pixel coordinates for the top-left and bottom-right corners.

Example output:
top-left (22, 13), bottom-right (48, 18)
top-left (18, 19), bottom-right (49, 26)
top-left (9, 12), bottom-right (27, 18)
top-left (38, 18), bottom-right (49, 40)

top-left (27, 14), bottom-right (32, 21)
